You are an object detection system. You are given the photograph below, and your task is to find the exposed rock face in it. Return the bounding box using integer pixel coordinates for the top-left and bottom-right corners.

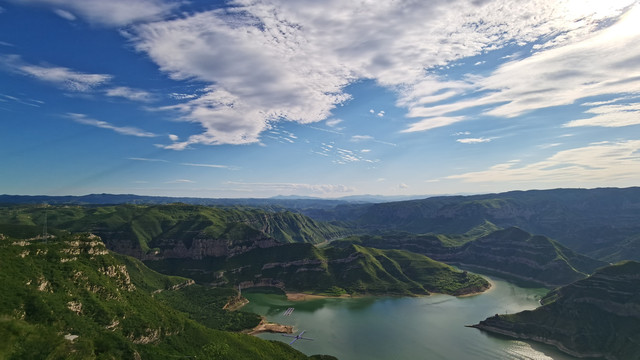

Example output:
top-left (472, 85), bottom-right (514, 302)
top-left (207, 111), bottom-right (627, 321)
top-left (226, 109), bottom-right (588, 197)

top-left (472, 261), bottom-right (640, 360)
top-left (109, 234), bottom-right (279, 261)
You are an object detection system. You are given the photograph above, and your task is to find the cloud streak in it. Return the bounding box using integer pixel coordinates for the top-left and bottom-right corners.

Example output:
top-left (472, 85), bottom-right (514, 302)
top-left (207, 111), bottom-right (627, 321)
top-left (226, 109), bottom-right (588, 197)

top-left (69, 113), bottom-right (157, 137)
top-left (448, 140), bottom-right (640, 185)
top-left (0, 55), bottom-right (112, 91)
top-left (14, 0), bottom-right (179, 26)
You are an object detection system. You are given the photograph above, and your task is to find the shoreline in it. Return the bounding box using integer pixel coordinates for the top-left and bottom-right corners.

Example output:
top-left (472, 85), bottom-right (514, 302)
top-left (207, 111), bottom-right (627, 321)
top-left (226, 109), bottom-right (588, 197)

top-left (285, 292), bottom-right (354, 301)
top-left (455, 278), bottom-right (495, 297)
top-left (245, 317), bottom-right (293, 335)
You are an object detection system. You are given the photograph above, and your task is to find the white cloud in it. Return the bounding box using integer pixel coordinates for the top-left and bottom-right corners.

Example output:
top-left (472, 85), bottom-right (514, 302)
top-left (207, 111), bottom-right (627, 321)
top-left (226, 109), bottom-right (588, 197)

top-left (0, 55), bottom-right (111, 91)
top-left (166, 179), bottom-right (195, 184)
top-left (122, 0), bottom-right (638, 146)
top-left (401, 116), bottom-right (466, 133)
top-left (168, 134), bottom-right (179, 141)
top-left (448, 140), bottom-right (640, 185)
top-left (53, 8), bottom-right (76, 20)
top-left (404, 3), bottom-right (640, 131)
top-left (68, 113), bottom-right (156, 137)
top-left (105, 86), bottom-right (153, 102)
top-left (325, 118), bottom-right (343, 127)
top-left (377, 110), bottom-right (385, 117)
top-left (14, 0), bottom-right (179, 26)
top-left (564, 103), bottom-right (640, 128)
top-left (128, 157), bottom-right (167, 162)
top-left (225, 181), bottom-right (355, 195)
top-left (456, 137), bottom-right (492, 144)
top-left (538, 143), bottom-right (562, 149)
top-left (181, 163), bottom-right (234, 169)
top-left (351, 135), bottom-right (374, 142)
top-left (369, 109), bottom-right (375, 114)
top-left (452, 131), bottom-right (471, 136)
top-left (169, 92), bottom-right (198, 100)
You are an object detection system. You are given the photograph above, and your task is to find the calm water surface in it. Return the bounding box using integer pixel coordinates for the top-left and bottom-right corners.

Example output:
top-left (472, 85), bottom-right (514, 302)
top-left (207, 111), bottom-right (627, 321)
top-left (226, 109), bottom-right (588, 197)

top-left (243, 276), bottom-right (579, 360)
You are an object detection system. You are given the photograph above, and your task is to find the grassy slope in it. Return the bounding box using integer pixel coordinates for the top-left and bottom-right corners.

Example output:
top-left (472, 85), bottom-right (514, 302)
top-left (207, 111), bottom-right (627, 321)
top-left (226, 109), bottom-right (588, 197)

top-left (0, 232), bottom-right (310, 360)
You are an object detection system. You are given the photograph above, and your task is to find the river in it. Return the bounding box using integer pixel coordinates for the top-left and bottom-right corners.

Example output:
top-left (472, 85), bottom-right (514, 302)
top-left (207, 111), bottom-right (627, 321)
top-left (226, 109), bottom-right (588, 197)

top-left (243, 276), bottom-right (580, 360)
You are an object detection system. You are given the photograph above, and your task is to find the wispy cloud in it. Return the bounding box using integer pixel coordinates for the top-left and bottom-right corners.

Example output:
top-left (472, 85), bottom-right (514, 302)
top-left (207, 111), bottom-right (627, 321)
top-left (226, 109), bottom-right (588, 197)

top-left (127, 1), bottom-right (637, 147)
top-left (564, 102), bottom-right (640, 128)
top-left (53, 8), bottom-right (76, 21)
top-left (68, 113), bottom-right (156, 137)
top-left (105, 86), bottom-right (153, 102)
top-left (0, 55), bottom-right (111, 91)
top-left (128, 157), bottom-right (167, 162)
top-left (350, 135), bottom-right (374, 142)
top-left (456, 137), bottom-right (492, 144)
top-left (15, 0), bottom-right (179, 26)
top-left (181, 163), bottom-right (236, 170)
top-left (403, 4), bottom-right (640, 132)
top-left (448, 140), bottom-right (640, 185)
top-left (225, 181), bottom-right (355, 195)
top-left (166, 179), bottom-right (195, 184)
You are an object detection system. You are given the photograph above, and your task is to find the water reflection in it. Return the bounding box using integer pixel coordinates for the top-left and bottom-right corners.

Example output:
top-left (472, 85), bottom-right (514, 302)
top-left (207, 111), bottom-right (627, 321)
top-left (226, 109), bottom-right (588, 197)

top-left (243, 276), bottom-right (580, 360)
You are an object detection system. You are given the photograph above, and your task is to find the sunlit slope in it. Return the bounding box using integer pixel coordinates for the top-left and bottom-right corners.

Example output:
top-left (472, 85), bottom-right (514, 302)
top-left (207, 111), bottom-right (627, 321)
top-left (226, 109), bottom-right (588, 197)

top-left (473, 261), bottom-right (640, 360)
top-left (147, 242), bottom-right (490, 297)
top-left (341, 226), bottom-right (606, 287)
top-left (0, 232), bottom-right (313, 360)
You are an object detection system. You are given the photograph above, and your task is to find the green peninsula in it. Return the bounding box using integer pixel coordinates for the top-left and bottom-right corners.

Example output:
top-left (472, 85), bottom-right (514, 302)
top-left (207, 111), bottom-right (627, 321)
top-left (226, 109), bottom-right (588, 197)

top-left (472, 261), bottom-right (640, 360)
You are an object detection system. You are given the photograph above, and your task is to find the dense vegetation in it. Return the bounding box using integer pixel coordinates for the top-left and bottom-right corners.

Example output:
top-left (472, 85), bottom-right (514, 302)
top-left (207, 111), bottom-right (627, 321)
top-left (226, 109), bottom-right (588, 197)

top-left (0, 204), bottom-right (348, 254)
top-left (146, 242), bottom-right (490, 297)
top-left (302, 187), bottom-right (640, 262)
top-left (0, 232), bottom-right (317, 359)
top-left (472, 261), bottom-right (640, 360)
top-left (342, 226), bottom-right (607, 286)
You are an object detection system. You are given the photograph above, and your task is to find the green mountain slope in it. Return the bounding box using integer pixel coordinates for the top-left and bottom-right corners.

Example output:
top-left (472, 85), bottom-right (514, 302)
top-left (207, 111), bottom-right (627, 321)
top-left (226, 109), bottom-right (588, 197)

top-left (472, 261), bottom-right (640, 360)
top-left (146, 242), bottom-right (490, 297)
top-left (341, 226), bottom-right (606, 287)
top-left (0, 204), bottom-right (348, 258)
top-left (0, 232), bottom-right (317, 360)
top-left (306, 187), bottom-right (640, 262)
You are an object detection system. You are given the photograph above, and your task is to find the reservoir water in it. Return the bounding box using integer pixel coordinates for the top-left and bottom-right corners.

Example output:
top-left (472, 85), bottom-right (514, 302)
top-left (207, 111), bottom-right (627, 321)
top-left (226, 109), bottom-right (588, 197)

top-left (243, 276), bottom-right (579, 360)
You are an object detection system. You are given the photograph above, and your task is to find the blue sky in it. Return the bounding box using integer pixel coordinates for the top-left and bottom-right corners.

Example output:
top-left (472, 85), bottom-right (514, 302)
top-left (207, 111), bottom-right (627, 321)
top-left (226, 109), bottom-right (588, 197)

top-left (1, 0), bottom-right (639, 198)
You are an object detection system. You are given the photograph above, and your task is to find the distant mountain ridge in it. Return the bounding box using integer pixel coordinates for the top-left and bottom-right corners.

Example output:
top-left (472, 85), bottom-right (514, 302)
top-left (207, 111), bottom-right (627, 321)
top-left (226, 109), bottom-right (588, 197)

top-left (303, 187), bottom-right (640, 262)
top-left (0, 204), bottom-right (349, 260)
top-left (472, 261), bottom-right (640, 360)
